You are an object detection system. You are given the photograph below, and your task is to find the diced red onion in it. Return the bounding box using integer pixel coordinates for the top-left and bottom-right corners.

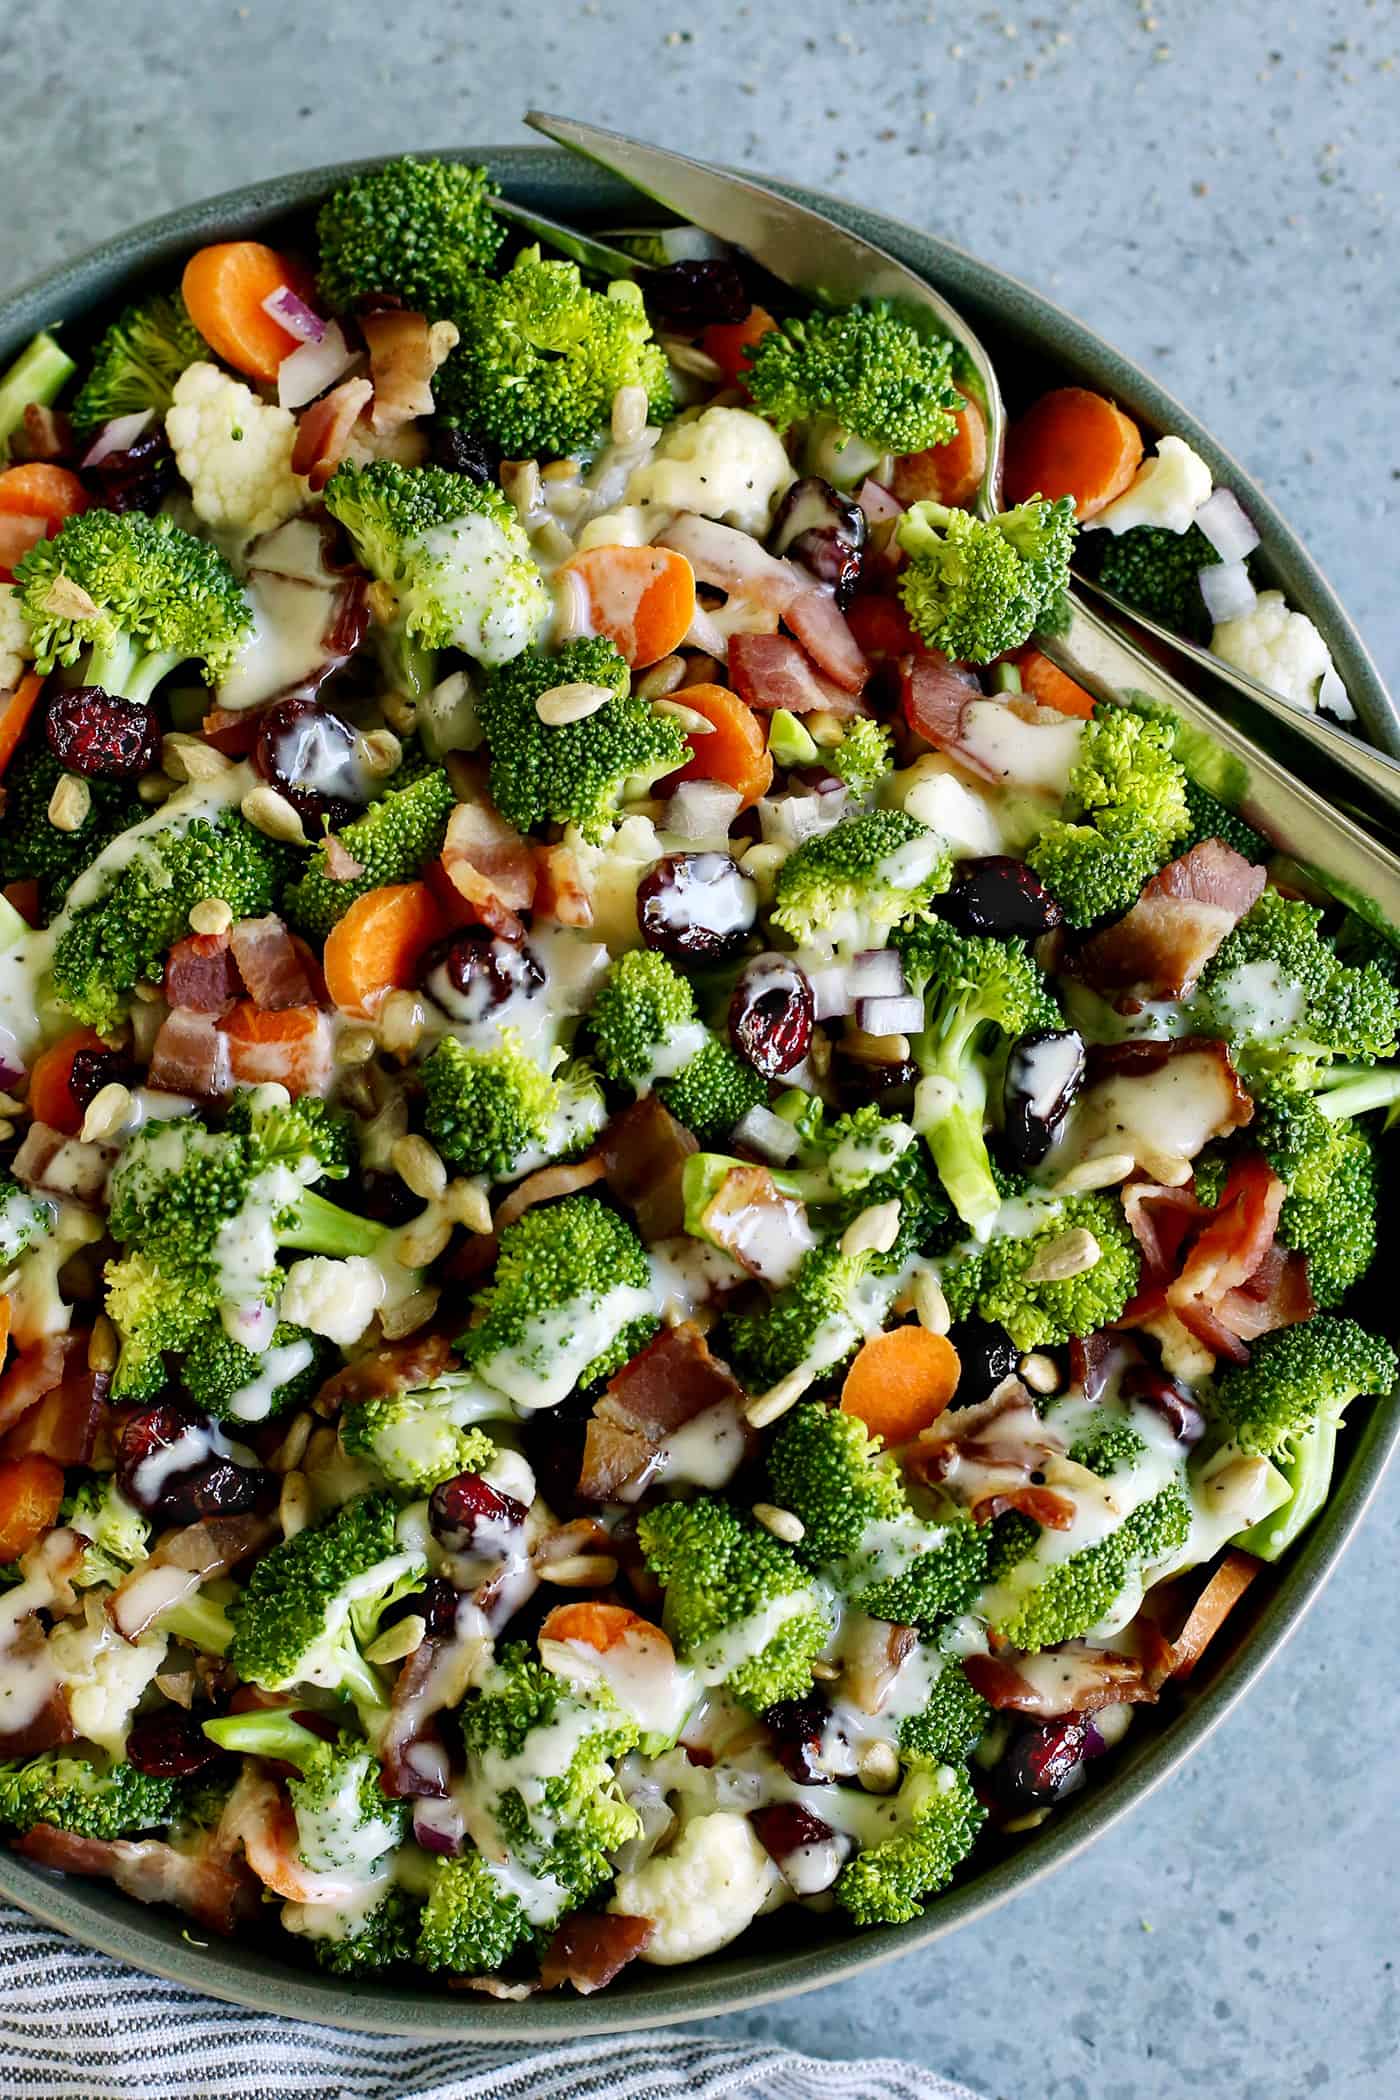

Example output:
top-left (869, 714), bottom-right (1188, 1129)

top-left (277, 320), bottom-right (355, 411)
top-left (262, 285), bottom-right (327, 344)
top-left (1317, 663), bottom-right (1355, 722)
top-left (806, 964), bottom-right (855, 1020)
top-left (731, 1103), bottom-right (803, 1163)
top-left (814, 774), bottom-right (846, 795)
top-left (856, 994), bottom-right (924, 1036)
top-left (412, 1798), bottom-right (465, 1855)
top-left (1192, 487), bottom-right (1260, 565)
top-left (665, 780), bottom-right (743, 842)
top-left (80, 409), bottom-right (154, 470)
top-left (1199, 559), bottom-right (1257, 626)
top-left (857, 477), bottom-right (904, 526)
top-left (848, 949), bottom-right (905, 1000)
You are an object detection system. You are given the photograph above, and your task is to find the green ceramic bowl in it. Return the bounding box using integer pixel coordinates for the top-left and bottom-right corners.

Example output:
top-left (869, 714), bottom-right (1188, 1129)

top-left (1, 150), bottom-right (1395, 2038)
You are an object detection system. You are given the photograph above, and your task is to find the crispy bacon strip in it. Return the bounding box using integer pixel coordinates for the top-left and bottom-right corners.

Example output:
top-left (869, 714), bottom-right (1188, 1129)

top-left (728, 631), bottom-right (865, 717)
top-left (108, 1514), bottom-right (273, 1642)
top-left (291, 376), bottom-right (373, 492)
top-left (533, 843), bottom-right (593, 928)
top-left (783, 586), bottom-right (869, 694)
top-left (0, 1335), bottom-right (86, 1438)
top-left (148, 1007), bottom-right (232, 1100)
top-left (229, 914), bottom-right (319, 1011)
top-left (1077, 841), bottom-right (1267, 1002)
top-left (598, 1096), bottom-right (698, 1245)
top-left (963, 1643), bottom-right (1161, 1718)
top-left (165, 930), bottom-right (243, 1015)
top-left (493, 1156), bottom-right (606, 1235)
top-left (315, 1332), bottom-right (455, 1416)
top-left (904, 1383), bottom-right (1070, 1524)
top-left (14, 1823), bottom-right (260, 1936)
top-left (541, 1912), bottom-right (654, 1994)
top-left (361, 311), bottom-right (458, 435)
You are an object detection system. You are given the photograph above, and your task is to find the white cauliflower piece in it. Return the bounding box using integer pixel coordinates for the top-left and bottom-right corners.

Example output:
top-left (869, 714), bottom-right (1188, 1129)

top-left (166, 362), bottom-right (307, 534)
top-left (49, 1605), bottom-right (168, 1758)
top-left (1211, 589), bottom-right (1334, 712)
top-left (576, 504), bottom-right (656, 552)
top-left (279, 1254), bottom-right (384, 1346)
top-left (626, 406), bottom-right (795, 537)
top-left (609, 1809), bottom-right (785, 1964)
top-left (1089, 434), bottom-right (1213, 537)
top-left (563, 815), bottom-right (666, 955)
top-left (0, 583), bottom-right (31, 692)
top-left (407, 512), bottom-right (549, 668)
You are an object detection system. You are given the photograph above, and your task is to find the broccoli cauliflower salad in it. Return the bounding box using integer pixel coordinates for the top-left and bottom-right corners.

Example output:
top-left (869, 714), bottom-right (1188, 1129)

top-left (0, 153), bottom-right (1389, 2001)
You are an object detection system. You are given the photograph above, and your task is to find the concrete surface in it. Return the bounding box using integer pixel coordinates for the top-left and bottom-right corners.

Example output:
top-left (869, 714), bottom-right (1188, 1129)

top-left (0, 0), bottom-right (1397, 2091)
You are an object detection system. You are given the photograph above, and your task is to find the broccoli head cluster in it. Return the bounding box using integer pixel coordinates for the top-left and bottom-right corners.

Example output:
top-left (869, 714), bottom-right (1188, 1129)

top-left (1027, 706), bottom-right (1191, 928)
top-left (745, 301), bottom-right (963, 457)
top-left (896, 496), bottom-right (1076, 663)
top-left (316, 154), bottom-right (505, 317)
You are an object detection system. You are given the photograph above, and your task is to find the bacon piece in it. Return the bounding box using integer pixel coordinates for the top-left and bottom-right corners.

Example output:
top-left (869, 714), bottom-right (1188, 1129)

top-left (14, 1822), bottom-right (259, 1935)
top-left (108, 1514), bottom-right (273, 1643)
top-left (228, 914), bottom-right (319, 1011)
top-left (784, 586), bottom-right (870, 694)
top-left (165, 930), bottom-right (243, 1015)
top-left (697, 1162), bottom-right (814, 1287)
top-left (291, 376), bottom-right (373, 492)
top-left (541, 1912), bottom-right (654, 1994)
top-left (148, 1006), bottom-right (232, 1099)
top-left (899, 650), bottom-right (985, 754)
top-left (10, 1122), bottom-right (116, 1203)
top-left (0, 1335), bottom-right (86, 1437)
top-left (657, 515), bottom-right (803, 612)
top-left (315, 1332), bottom-right (455, 1416)
top-left (842, 1616), bottom-right (920, 1718)
top-left (1166, 1152), bottom-right (1285, 1361)
top-left (1077, 841), bottom-right (1267, 1002)
top-left (0, 1364), bottom-right (106, 1467)
top-left (1148, 1549), bottom-right (1261, 1683)
top-left (533, 842), bottom-right (593, 928)
top-left (963, 1642), bottom-right (1160, 1718)
top-left (1211, 1242), bottom-right (1313, 1344)
top-left (434, 793), bottom-right (536, 939)
top-left (1121, 1180), bottom-right (1209, 1294)
top-left (598, 1096), bottom-right (698, 1244)
top-left (728, 631), bottom-right (864, 717)
top-left (904, 1383), bottom-right (1069, 1524)
top-left (0, 1617), bottom-right (73, 1755)
top-left (603, 1322), bottom-right (745, 1438)
top-left (493, 1156), bottom-right (606, 1235)
top-left (361, 311), bottom-right (458, 435)
top-left (323, 833), bottom-right (365, 882)
top-left (19, 404), bottom-right (71, 462)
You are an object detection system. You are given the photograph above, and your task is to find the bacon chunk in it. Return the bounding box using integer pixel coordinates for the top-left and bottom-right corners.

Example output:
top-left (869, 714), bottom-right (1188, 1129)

top-left (229, 914), bottom-right (319, 1011)
top-left (148, 1006), bottom-right (232, 1099)
top-left (361, 310), bottom-right (458, 435)
top-left (657, 514), bottom-right (803, 612)
top-left (0, 1335), bottom-right (86, 1438)
top-left (533, 842), bottom-right (593, 928)
top-left (165, 930), bottom-right (243, 1015)
top-left (10, 1122), bottom-right (117, 1203)
top-left (315, 1332), bottom-right (455, 1416)
top-left (598, 1096), bottom-right (698, 1245)
top-left (541, 1912), bottom-right (654, 1994)
top-left (728, 632), bottom-right (865, 717)
top-left (603, 1321), bottom-right (746, 1439)
top-left (14, 1823), bottom-right (259, 1935)
top-left (899, 649), bottom-right (982, 749)
top-left (963, 1642), bottom-right (1160, 1718)
top-left (291, 376), bottom-right (373, 492)
top-left (904, 1383), bottom-right (1071, 1525)
top-left (1077, 841), bottom-right (1267, 1002)
top-left (0, 1364), bottom-right (106, 1467)
top-left (783, 586), bottom-right (870, 694)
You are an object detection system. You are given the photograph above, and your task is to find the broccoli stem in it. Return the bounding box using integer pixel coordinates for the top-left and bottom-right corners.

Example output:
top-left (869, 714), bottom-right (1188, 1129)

top-left (913, 1015), bottom-right (1001, 1237)
top-left (85, 629), bottom-right (183, 707)
top-left (157, 1592), bottom-right (233, 1656)
top-left (279, 1190), bottom-right (386, 1261)
top-left (202, 1709), bottom-right (322, 1767)
top-left (1314, 1066), bottom-right (1400, 1120)
top-left (0, 332), bottom-right (76, 457)
top-left (1231, 1416), bottom-right (1338, 1561)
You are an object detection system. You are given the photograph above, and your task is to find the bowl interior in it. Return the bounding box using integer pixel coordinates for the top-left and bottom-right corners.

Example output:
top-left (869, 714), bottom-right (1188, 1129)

top-left (2, 147), bottom-right (1396, 2036)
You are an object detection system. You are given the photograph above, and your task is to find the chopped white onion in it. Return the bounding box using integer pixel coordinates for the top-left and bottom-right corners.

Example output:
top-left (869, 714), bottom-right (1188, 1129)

top-left (1199, 559), bottom-right (1257, 626)
top-left (1192, 487), bottom-right (1260, 565)
top-left (277, 319), bottom-right (354, 410)
top-left (855, 994), bottom-right (924, 1036)
top-left (262, 284), bottom-right (326, 344)
top-left (757, 788), bottom-right (848, 848)
top-left (731, 1104), bottom-right (803, 1163)
top-left (80, 409), bottom-right (153, 469)
top-left (848, 949), bottom-right (905, 1000)
top-left (665, 780), bottom-right (743, 842)
top-left (1318, 663), bottom-right (1355, 722)
top-left (807, 965), bottom-right (855, 1020)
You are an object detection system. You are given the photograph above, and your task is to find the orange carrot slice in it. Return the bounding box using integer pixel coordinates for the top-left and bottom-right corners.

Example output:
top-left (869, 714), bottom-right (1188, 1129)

top-left (1005, 386), bottom-right (1143, 522)
top-left (663, 681), bottom-right (773, 810)
top-left (323, 881), bottom-right (445, 1019)
top-left (845, 593), bottom-right (924, 662)
top-left (840, 1326), bottom-right (961, 1443)
top-left (558, 545), bottom-right (696, 668)
top-left (221, 1002), bottom-right (331, 1097)
top-left (539, 1602), bottom-right (663, 1653)
top-left (1163, 1550), bottom-right (1261, 1680)
top-left (701, 306), bottom-right (779, 389)
top-left (0, 463), bottom-right (88, 525)
top-left (181, 242), bottom-right (314, 384)
top-left (0, 1297), bottom-right (11, 1375)
top-left (0, 1453), bottom-right (64, 1560)
top-left (891, 397), bottom-right (989, 511)
top-left (27, 1025), bottom-right (107, 1135)
top-left (0, 673), bottom-right (44, 776)
top-left (1014, 647), bottom-right (1097, 719)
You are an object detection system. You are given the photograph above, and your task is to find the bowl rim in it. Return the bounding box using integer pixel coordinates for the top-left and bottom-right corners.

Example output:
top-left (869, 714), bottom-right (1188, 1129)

top-left (1, 145), bottom-right (1396, 2039)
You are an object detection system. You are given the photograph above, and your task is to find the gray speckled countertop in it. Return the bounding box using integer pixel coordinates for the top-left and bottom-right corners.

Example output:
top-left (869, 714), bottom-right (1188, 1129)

top-left (1, 1), bottom-right (1397, 2091)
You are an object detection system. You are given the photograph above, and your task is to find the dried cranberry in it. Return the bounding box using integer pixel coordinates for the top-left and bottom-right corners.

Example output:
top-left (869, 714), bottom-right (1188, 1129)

top-left (642, 259), bottom-right (751, 329)
top-left (749, 1801), bottom-right (846, 1891)
top-left (637, 852), bottom-right (757, 960)
top-left (1121, 1362), bottom-right (1206, 1445)
top-left (1000, 1027), bottom-right (1086, 1171)
top-left (418, 929), bottom-right (545, 1021)
top-left (124, 1707), bottom-right (224, 1781)
top-left (998, 1717), bottom-right (1090, 1811)
top-left (116, 1405), bottom-right (271, 1523)
top-left (430, 422), bottom-right (500, 485)
top-left (429, 1471), bottom-right (528, 1554)
top-left (730, 953), bottom-right (814, 1078)
top-left (380, 1576), bottom-right (463, 1639)
top-left (761, 1691), bottom-right (831, 1785)
top-left (45, 687), bottom-right (160, 780)
top-left (935, 857), bottom-right (1064, 940)
top-left (831, 1047), bottom-right (918, 1112)
top-left (769, 477), bottom-right (866, 607)
top-left (84, 425), bottom-right (178, 515)
top-left (67, 1045), bottom-right (138, 1113)
top-left (948, 1317), bottom-right (1018, 1407)
top-left (252, 695), bottom-right (368, 827)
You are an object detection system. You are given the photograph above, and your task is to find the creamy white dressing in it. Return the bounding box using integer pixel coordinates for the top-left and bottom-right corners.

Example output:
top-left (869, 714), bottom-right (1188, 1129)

top-left (1205, 958), bottom-right (1306, 1042)
top-left (474, 1282), bottom-right (656, 1410)
top-left (1052, 1051), bottom-right (1241, 1180)
top-left (539, 1629), bottom-right (699, 1748)
top-left (895, 755), bottom-right (1005, 858)
top-left (224, 1336), bottom-right (315, 1422)
top-left (827, 1116), bottom-right (914, 1196)
top-left (217, 571), bottom-right (339, 712)
top-left (646, 1234), bottom-right (747, 1324)
top-left (633, 1018), bottom-right (711, 1089)
top-left (873, 831), bottom-right (948, 894)
top-left (655, 1400), bottom-right (750, 1494)
top-left (689, 1586), bottom-right (827, 1687)
top-left (958, 702), bottom-right (1085, 795)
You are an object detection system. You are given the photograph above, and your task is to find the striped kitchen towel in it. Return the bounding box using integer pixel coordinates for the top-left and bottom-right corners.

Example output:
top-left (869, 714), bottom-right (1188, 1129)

top-left (0, 1905), bottom-right (981, 2100)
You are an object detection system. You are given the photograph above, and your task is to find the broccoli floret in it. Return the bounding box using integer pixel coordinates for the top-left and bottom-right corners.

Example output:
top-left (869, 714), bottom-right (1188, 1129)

top-left (1179, 775), bottom-right (1269, 862)
top-left (15, 509), bottom-right (250, 701)
top-left (459, 1192), bottom-right (656, 1407)
top-left (1027, 707), bottom-right (1191, 929)
top-left (71, 292), bottom-right (205, 434)
top-left (982, 1481), bottom-right (1191, 1652)
top-left (316, 154), bottom-right (504, 317)
top-left (1068, 1418), bottom-right (1149, 1478)
top-left (834, 1759), bottom-right (985, 1926)
top-left (812, 1110), bottom-right (952, 1273)
top-left (828, 717), bottom-right (896, 799)
top-left (1211, 1315), bottom-right (1396, 1561)
top-left (226, 1492), bottom-right (417, 1715)
top-left (896, 497), bottom-right (1076, 663)
top-left (638, 1497), bottom-right (832, 1713)
top-left (61, 1476), bottom-right (150, 1588)
top-left (589, 948), bottom-right (701, 1086)
top-left (0, 1171), bottom-right (50, 1268)
top-left (339, 1381), bottom-right (498, 1492)
top-left (897, 1660), bottom-right (991, 1766)
top-left (723, 1238), bottom-right (892, 1391)
top-left (438, 246), bottom-right (671, 459)
top-left (0, 743), bottom-right (143, 922)
top-left (52, 807), bottom-right (289, 1033)
top-left (0, 332), bottom-right (76, 459)
top-left (1090, 522), bottom-right (1222, 642)
top-left (0, 1754), bottom-right (176, 1839)
top-left (941, 1193), bottom-right (1139, 1350)
top-left (1196, 890), bottom-right (1400, 1076)
top-left (658, 1033), bottom-right (767, 1145)
top-left (178, 1320), bottom-right (330, 1424)
top-left (771, 809), bottom-right (952, 948)
top-left (202, 1709), bottom-right (406, 1874)
top-left (421, 1030), bottom-right (563, 1178)
top-left (324, 461), bottom-right (546, 693)
top-left (477, 638), bottom-right (686, 842)
top-left (768, 1402), bottom-right (988, 1626)
top-left (282, 765), bottom-right (454, 945)
top-left (893, 913), bottom-right (1061, 1236)
top-left (1253, 1086), bottom-right (1383, 1309)
top-left (314, 1883), bottom-right (423, 1975)
top-left (745, 301), bottom-right (962, 458)
top-left (417, 1849), bottom-right (532, 1975)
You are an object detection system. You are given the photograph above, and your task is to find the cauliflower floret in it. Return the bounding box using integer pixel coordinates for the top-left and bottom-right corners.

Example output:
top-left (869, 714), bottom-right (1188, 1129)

top-left (409, 512), bottom-right (550, 668)
top-left (166, 362), bottom-right (307, 534)
top-left (0, 583), bottom-right (31, 692)
top-left (609, 1809), bottom-right (785, 1964)
top-left (279, 1254), bottom-right (384, 1346)
top-left (1211, 588), bottom-right (1334, 712)
top-left (891, 753), bottom-right (1005, 859)
top-left (626, 406), bottom-right (795, 537)
top-left (576, 504), bottom-right (656, 552)
top-left (562, 814), bottom-right (666, 955)
top-left (49, 1604), bottom-right (168, 1758)
top-left (1089, 434), bottom-right (1212, 537)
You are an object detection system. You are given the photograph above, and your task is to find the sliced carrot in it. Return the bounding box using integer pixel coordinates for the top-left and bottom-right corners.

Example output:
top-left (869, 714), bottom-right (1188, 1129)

top-left (221, 1002), bottom-right (332, 1097)
top-left (0, 516), bottom-right (50, 580)
top-left (539, 1602), bottom-right (662, 1654)
top-left (663, 681), bottom-right (773, 810)
top-left (27, 1025), bottom-right (107, 1135)
top-left (891, 397), bottom-right (989, 511)
top-left (0, 1298), bottom-right (11, 1375)
top-left (0, 463), bottom-right (88, 525)
top-left (845, 592), bottom-right (924, 662)
top-left (181, 241), bottom-right (314, 384)
top-left (701, 305), bottom-right (779, 389)
top-left (840, 1325), bottom-right (961, 1443)
top-left (558, 545), bottom-right (696, 668)
top-left (323, 881), bottom-right (446, 1020)
top-left (1004, 386), bottom-right (1143, 522)
top-left (1013, 647), bottom-right (1097, 720)
top-left (0, 673), bottom-right (44, 776)
top-left (0, 1453), bottom-right (64, 1561)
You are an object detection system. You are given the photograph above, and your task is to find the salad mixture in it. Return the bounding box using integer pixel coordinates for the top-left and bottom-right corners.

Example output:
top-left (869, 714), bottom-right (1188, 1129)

top-left (0, 155), bottom-right (1391, 1999)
